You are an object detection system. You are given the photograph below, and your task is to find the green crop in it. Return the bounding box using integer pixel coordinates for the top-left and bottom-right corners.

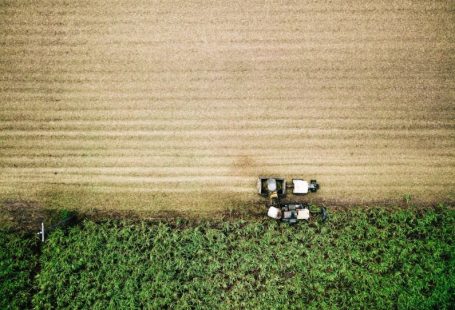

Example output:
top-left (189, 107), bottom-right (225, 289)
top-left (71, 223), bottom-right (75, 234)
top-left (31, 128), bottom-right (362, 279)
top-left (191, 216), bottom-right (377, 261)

top-left (0, 230), bottom-right (38, 309)
top-left (29, 207), bottom-right (454, 309)
top-left (1, 207), bottom-right (454, 309)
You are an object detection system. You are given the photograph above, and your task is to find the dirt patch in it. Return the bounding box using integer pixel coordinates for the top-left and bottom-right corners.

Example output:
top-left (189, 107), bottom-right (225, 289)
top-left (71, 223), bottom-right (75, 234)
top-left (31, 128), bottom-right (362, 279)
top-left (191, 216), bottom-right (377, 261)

top-left (0, 200), bottom-right (53, 231)
top-left (231, 155), bottom-right (256, 176)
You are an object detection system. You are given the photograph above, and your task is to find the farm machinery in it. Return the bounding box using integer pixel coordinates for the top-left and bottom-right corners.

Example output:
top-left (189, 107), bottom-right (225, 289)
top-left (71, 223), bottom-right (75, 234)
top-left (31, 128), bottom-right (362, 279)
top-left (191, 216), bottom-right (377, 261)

top-left (257, 177), bottom-right (326, 224)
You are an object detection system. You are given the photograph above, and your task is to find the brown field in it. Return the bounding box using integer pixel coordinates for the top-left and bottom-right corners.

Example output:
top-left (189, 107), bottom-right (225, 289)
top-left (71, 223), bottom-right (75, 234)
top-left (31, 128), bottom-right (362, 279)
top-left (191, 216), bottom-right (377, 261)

top-left (1, 0), bottom-right (454, 216)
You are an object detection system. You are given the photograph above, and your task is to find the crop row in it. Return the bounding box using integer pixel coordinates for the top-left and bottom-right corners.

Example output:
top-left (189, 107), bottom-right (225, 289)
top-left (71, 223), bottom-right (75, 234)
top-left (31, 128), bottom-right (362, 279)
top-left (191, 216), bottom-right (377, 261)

top-left (3, 207), bottom-right (452, 309)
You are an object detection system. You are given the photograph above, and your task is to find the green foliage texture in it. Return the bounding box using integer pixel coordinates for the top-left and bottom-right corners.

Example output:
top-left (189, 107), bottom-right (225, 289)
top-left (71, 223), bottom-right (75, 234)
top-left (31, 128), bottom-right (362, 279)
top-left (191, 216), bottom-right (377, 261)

top-left (0, 231), bottom-right (37, 309)
top-left (2, 207), bottom-right (454, 309)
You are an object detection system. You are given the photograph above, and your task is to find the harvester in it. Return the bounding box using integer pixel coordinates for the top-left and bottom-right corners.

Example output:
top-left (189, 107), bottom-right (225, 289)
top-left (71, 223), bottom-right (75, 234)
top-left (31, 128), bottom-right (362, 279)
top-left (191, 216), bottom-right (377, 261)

top-left (257, 177), bottom-right (326, 224)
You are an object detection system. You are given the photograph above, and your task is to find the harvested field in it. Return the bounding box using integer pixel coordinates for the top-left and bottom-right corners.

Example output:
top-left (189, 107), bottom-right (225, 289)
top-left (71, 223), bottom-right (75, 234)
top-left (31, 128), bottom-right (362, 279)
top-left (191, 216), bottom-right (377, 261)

top-left (1, 0), bottom-right (454, 215)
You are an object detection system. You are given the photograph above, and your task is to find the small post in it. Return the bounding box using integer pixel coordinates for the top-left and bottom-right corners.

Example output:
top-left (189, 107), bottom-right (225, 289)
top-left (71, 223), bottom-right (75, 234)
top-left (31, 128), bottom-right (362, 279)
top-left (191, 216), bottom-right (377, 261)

top-left (37, 222), bottom-right (45, 242)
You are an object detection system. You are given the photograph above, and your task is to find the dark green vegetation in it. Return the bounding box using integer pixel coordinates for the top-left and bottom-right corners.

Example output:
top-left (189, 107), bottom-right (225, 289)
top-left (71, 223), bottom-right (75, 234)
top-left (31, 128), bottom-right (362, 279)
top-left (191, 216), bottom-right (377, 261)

top-left (2, 207), bottom-right (454, 309)
top-left (0, 231), bottom-right (38, 309)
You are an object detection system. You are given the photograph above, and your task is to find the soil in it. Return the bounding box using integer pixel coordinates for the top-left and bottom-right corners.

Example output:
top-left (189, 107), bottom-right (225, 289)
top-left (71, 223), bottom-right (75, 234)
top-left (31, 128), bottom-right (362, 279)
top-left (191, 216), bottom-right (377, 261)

top-left (0, 0), bottom-right (454, 216)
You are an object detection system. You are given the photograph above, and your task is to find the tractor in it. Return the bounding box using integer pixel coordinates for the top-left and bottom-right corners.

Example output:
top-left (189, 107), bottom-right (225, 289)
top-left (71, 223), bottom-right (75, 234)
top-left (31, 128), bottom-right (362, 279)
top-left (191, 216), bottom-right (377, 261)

top-left (257, 177), bottom-right (326, 224)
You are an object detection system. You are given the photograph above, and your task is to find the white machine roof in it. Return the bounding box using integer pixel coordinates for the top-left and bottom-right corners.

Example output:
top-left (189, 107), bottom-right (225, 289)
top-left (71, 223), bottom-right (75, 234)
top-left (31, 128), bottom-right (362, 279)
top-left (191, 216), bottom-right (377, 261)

top-left (267, 206), bottom-right (281, 219)
top-left (293, 179), bottom-right (309, 194)
top-left (267, 178), bottom-right (277, 192)
top-left (297, 209), bottom-right (310, 220)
